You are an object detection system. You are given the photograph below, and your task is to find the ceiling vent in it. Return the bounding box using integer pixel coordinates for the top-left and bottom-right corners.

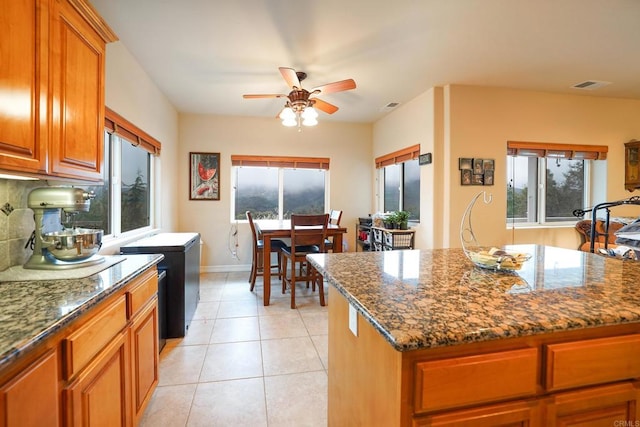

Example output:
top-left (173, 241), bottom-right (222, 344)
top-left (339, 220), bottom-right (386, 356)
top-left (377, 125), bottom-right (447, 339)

top-left (571, 80), bottom-right (611, 90)
top-left (381, 102), bottom-right (400, 111)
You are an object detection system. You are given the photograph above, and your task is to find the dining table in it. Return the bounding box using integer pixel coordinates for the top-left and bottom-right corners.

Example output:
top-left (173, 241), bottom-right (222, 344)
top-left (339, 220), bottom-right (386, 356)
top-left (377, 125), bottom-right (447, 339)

top-left (256, 219), bottom-right (348, 306)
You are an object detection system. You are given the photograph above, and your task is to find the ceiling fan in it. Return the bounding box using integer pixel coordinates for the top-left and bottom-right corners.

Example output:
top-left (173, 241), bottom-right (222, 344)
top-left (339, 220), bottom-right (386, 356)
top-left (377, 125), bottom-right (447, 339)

top-left (243, 67), bottom-right (356, 127)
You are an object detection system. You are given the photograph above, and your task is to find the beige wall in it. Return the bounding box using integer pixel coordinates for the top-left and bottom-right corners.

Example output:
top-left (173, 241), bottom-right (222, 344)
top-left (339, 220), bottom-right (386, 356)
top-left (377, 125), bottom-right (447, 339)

top-left (178, 114), bottom-right (372, 271)
top-left (373, 87), bottom-right (445, 250)
top-left (441, 85), bottom-right (640, 250)
top-left (104, 42), bottom-right (180, 236)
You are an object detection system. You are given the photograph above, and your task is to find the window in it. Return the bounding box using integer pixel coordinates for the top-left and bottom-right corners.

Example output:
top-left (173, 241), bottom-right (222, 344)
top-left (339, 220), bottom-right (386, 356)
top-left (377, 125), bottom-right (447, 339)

top-left (73, 108), bottom-right (160, 238)
top-left (73, 132), bottom-right (154, 237)
top-left (376, 145), bottom-right (421, 221)
top-left (232, 155), bottom-right (329, 220)
top-left (506, 141), bottom-right (608, 226)
top-left (507, 156), bottom-right (587, 224)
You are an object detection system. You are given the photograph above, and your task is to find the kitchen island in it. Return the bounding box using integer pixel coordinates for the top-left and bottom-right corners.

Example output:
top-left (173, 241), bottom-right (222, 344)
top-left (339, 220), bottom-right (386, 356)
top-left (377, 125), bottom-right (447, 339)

top-left (0, 254), bottom-right (163, 426)
top-left (307, 245), bottom-right (640, 426)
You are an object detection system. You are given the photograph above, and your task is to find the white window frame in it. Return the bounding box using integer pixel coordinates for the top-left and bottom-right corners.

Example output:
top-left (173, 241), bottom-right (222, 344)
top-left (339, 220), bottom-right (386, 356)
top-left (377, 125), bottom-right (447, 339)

top-left (507, 156), bottom-right (591, 228)
top-left (376, 159), bottom-right (420, 222)
top-left (231, 165), bottom-right (330, 221)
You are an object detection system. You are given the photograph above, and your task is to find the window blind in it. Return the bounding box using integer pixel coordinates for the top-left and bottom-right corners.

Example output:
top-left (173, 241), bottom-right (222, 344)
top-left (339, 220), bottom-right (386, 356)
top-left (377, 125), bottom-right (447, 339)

top-left (375, 144), bottom-right (420, 168)
top-left (231, 155), bottom-right (329, 170)
top-left (104, 107), bottom-right (162, 155)
top-left (507, 141), bottom-right (607, 160)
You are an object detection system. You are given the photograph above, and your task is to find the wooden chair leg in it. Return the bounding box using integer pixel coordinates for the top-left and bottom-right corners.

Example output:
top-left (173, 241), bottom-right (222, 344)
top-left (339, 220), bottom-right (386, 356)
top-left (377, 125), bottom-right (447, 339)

top-left (290, 258), bottom-right (297, 309)
top-left (249, 250), bottom-right (259, 291)
top-left (281, 253), bottom-right (288, 294)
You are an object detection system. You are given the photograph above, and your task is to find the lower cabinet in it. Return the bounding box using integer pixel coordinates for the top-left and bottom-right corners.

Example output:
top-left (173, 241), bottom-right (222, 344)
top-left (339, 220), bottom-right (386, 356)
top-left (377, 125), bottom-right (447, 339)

top-left (64, 331), bottom-right (131, 426)
top-left (0, 266), bottom-right (159, 427)
top-left (130, 298), bottom-right (159, 425)
top-left (0, 349), bottom-right (60, 427)
top-left (414, 400), bottom-right (541, 427)
top-left (546, 382), bottom-right (640, 426)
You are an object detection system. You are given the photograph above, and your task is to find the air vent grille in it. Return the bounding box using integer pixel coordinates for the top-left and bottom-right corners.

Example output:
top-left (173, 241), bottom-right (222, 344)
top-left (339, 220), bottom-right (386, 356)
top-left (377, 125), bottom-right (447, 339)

top-left (571, 80), bottom-right (611, 90)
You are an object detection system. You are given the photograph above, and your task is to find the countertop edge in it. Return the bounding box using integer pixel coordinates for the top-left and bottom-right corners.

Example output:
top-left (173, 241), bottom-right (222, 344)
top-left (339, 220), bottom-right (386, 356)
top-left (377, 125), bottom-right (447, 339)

top-left (0, 254), bottom-right (164, 370)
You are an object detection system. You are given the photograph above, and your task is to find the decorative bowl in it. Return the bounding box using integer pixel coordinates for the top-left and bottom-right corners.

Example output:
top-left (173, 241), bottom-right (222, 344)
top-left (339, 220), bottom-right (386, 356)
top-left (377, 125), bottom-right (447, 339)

top-left (463, 246), bottom-right (532, 271)
top-left (43, 228), bottom-right (103, 261)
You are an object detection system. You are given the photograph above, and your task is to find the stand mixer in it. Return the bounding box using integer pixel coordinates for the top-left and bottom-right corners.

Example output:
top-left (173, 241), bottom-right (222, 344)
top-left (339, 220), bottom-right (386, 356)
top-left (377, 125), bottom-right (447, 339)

top-left (25, 187), bottom-right (104, 270)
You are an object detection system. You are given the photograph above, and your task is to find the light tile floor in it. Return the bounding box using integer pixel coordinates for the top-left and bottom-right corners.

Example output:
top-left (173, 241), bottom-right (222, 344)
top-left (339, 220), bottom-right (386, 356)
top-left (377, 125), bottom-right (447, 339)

top-left (140, 271), bottom-right (329, 427)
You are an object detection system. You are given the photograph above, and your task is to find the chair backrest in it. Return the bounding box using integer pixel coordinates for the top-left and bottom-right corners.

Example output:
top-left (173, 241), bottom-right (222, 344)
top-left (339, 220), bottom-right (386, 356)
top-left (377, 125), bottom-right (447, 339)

top-left (290, 213), bottom-right (329, 251)
top-left (246, 211), bottom-right (260, 245)
top-left (329, 209), bottom-right (343, 226)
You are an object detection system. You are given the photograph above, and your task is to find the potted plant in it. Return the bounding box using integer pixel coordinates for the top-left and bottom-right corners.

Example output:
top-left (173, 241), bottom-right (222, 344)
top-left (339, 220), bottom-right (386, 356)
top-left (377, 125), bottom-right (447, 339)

top-left (395, 210), bottom-right (411, 230)
top-left (383, 212), bottom-right (398, 229)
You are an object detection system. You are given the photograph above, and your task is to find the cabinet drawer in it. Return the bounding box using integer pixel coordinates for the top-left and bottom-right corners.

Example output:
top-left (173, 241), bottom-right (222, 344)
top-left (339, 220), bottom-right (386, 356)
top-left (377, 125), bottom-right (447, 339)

top-left (545, 334), bottom-right (640, 391)
top-left (414, 348), bottom-right (538, 413)
top-left (63, 295), bottom-right (127, 380)
top-left (127, 269), bottom-right (158, 318)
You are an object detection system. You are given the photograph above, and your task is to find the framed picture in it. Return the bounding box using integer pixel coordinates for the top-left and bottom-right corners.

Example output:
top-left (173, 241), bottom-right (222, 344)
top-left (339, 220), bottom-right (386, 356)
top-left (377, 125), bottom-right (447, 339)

top-left (483, 159), bottom-right (495, 171)
top-left (484, 170), bottom-right (494, 185)
top-left (189, 152), bottom-right (220, 200)
top-left (461, 169), bottom-right (472, 185)
top-left (473, 158), bottom-right (484, 174)
top-left (472, 173), bottom-right (484, 185)
top-left (419, 153), bottom-right (432, 165)
top-left (459, 158), bottom-right (472, 170)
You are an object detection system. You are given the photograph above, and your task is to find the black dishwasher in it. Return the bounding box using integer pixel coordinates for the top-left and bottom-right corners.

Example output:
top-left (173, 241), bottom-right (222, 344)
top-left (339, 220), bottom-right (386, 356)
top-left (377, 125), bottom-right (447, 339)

top-left (121, 233), bottom-right (200, 338)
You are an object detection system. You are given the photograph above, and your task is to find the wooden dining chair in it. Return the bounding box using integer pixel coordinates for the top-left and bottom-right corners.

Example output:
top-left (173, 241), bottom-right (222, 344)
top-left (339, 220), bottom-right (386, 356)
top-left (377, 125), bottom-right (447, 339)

top-left (246, 211), bottom-right (287, 291)
top-left (280, 213), bottom-right (329, 309)
top-left (325, 209), bottom-right (343, 252)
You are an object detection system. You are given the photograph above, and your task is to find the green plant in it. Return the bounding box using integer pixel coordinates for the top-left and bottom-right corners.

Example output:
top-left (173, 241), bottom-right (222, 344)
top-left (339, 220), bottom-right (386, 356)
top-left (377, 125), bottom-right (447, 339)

top-left (395, 210), bottom-right (410, 229)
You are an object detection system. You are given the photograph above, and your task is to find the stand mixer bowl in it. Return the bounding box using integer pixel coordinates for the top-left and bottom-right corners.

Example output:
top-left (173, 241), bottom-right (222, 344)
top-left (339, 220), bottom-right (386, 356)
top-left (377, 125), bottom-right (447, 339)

top-left (43, 228), bottom-right (103, 261)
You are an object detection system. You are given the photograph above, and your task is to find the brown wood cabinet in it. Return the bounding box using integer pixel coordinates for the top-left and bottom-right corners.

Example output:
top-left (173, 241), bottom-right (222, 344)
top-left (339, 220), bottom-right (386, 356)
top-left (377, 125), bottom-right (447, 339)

top-left (64, 331), bottom-right (131, 427)
top-left (0, 265), bottom-right (158, 427)
top-left (328, 287), bottom-right (640, 427)
top-left (0, 349), bottom-right (60, 427)
top-left (0, 0), bottom-right (116, 181)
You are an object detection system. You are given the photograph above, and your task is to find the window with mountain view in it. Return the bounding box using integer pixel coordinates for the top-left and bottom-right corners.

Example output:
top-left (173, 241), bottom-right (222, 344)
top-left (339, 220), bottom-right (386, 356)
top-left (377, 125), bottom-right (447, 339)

top-left (232, 156), bottom-right (328, 220)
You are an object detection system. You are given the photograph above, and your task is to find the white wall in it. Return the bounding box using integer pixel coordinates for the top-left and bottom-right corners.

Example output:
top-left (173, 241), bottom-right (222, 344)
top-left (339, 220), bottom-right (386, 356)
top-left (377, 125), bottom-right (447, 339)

top-left (178, 114), bottom-right (372, 271)
top-left (103, 42), bottom-right (180, 234)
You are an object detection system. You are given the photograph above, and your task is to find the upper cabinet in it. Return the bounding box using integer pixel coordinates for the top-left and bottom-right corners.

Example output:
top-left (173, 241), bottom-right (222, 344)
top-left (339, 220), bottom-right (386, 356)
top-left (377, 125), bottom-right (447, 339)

top-left (0, 0), bottom-right (117, 181)
top-left (625, 140), bottom-right (640, 192)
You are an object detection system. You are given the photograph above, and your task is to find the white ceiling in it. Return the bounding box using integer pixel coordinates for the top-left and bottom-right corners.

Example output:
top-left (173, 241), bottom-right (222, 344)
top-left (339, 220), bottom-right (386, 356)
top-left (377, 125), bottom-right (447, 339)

top-left (90, 0), bottom-right (640, 124)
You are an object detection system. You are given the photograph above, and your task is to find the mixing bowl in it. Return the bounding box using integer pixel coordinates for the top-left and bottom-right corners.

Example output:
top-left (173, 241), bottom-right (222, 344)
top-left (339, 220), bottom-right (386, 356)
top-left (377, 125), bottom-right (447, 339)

top-left (43, 228), bottom-right (103, 261)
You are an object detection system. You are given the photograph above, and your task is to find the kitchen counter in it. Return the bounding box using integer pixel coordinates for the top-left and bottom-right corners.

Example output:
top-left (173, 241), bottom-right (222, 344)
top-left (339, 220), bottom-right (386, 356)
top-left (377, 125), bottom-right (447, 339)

top-left (308, 245), bottom-right (640, 426)
top-left (0, 254), bottom-right (163, 370)
top-left (308, 244), bottom-right (640, 351)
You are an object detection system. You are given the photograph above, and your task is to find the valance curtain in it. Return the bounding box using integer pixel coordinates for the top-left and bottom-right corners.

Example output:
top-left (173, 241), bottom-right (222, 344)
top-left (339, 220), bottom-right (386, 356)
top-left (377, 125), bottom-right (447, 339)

top-left (375, 144), bottom-right (420, 168)
top-left (231, 155), bottom-right (329, 170)
top-left (507, 141), bottom-right (607, 160)
top-left (104, 107), bottom-right (162, 155)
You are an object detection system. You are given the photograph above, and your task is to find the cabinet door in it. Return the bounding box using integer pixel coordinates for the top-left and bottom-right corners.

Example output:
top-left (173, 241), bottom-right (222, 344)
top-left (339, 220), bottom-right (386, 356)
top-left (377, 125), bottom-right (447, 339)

top-left (0, 0), bottom-right (48, 174)
top-left (546, 382), bottom-right (639, 426)
top-left (50, 0), bottom-right (106, 181)
top-left (64, 331), bottom-right (131, 427)
top-left (414, 399), bottom-right (541, 427)
top-left (0, 349), bottom-right (59, 427)
top-left (131, 298), bottom-right (159, 425)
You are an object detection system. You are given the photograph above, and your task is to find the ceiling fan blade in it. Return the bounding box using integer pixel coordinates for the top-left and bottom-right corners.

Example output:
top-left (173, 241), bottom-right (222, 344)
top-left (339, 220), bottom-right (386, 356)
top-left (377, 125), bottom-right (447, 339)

top-left (243, 94), bottom-right (287, 99)
top-left (311, 79), bottom-right (356, 96)
top-left (279, 67), bottom-right (301, 89)
top-left (313, 98), bottom-right (339, 115)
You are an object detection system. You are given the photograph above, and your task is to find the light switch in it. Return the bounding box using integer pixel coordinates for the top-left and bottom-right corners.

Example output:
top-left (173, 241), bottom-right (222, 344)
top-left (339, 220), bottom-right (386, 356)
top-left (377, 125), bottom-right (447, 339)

top-left (349, 303), bottom-right (358, 337)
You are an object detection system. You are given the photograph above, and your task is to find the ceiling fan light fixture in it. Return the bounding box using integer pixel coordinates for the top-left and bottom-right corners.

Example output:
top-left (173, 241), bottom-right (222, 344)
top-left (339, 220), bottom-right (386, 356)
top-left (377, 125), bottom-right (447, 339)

top-left (279, 107), bottom-right (295, 120)
top-left (302, 117), bottom-right (318, 127)
top-left (302, 106), bottom-right (318, 120)
top-left (282, 117), bottom-right (297, 127)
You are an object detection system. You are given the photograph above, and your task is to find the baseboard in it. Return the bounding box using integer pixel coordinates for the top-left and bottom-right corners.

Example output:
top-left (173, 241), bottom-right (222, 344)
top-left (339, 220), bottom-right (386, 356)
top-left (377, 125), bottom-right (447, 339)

top-left (200, 264), bottom-right (251, 273)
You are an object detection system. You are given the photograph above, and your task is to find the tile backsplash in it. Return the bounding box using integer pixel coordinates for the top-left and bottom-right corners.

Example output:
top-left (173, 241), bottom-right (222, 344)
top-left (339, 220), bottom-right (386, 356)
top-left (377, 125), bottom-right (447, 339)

top-left (0, 179), bottom-right (59, 271)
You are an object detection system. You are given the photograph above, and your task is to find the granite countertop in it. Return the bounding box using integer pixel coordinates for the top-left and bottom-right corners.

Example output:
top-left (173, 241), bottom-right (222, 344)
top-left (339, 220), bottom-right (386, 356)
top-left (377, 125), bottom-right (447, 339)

top-left (0, 254), bottom-right (163, 369)
top-left (307, 244), bottom-right (640, 352)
